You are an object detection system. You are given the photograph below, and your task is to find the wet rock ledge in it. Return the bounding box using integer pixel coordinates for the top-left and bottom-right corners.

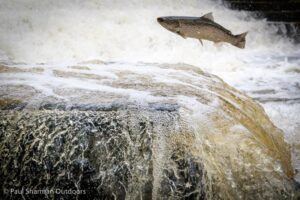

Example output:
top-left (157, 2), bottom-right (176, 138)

top-left (0, 61), bottom-right (298, 199)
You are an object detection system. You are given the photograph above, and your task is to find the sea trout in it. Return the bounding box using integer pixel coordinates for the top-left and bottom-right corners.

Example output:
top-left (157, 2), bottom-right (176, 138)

top-left (157, 12), bottom-right (247, 49)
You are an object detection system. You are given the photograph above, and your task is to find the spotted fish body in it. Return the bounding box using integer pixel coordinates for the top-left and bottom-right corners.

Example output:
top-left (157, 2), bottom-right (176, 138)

top-left (157, 13), bottom-right (247, 49)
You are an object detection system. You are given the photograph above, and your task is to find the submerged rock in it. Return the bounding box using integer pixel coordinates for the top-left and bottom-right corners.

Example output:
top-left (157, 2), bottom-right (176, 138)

top-left (0, 62), bottom-right (297, 199)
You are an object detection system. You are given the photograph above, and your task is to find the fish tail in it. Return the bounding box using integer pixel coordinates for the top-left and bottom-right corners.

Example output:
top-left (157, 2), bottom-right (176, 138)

top-left (233, 32), bottom-right (248, 49)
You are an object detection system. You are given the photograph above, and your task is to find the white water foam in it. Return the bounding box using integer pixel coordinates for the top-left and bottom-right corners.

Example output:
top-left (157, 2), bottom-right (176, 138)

top-left (0, 0), bottom-right (298, 64)
top-left (0, 0), bottom-right (299, 181)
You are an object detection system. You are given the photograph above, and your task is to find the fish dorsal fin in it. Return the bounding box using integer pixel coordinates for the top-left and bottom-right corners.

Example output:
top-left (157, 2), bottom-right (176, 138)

top-left (201, 12), bottom-right (214, 21)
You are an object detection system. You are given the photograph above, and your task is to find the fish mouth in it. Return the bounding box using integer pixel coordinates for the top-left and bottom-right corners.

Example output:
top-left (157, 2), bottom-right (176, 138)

top-left (157, 17), bottom-right (164, 23)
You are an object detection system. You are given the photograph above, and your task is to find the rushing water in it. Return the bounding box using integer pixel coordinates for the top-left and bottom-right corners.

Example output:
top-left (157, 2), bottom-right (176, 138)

top-left (0, 0), bottom-right (299, 196)
top-left (0, 62), bottom-right (297, 199)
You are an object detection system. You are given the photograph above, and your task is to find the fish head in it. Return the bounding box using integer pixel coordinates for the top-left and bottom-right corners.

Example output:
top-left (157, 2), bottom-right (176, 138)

top-left (157, 17), bottom-right (180, 33)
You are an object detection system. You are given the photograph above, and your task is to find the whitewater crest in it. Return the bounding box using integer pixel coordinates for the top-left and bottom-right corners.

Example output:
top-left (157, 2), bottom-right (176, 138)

top-left (0, 62), bottom-right (297, 199)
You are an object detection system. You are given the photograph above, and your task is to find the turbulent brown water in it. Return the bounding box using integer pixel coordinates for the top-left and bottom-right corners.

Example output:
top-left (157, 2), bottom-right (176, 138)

top-left (0, 0), bottom-right (299, 199)
top-left (0, 62), bottom-right (298, 199)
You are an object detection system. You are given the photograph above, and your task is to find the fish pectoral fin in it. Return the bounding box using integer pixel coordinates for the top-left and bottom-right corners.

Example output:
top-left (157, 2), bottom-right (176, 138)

top-left (200, 12), bottom-right (214, 21)
top-left (199, 39), bottom-right (203, 46)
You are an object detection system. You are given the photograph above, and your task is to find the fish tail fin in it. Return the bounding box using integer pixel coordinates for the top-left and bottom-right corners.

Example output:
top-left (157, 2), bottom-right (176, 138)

top-left (233, 32), bottom-right (247, 49)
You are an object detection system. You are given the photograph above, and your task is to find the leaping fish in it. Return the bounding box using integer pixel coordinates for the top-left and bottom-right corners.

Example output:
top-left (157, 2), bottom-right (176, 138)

top-left (157, 12), bottom-right (247, 49)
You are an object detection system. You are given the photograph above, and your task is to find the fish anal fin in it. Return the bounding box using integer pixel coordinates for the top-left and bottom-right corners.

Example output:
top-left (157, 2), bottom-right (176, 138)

top-left (214, 42), bottom-right (224, 48)
top-left (201, 12), bottom-right (214, 21)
